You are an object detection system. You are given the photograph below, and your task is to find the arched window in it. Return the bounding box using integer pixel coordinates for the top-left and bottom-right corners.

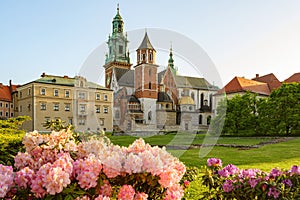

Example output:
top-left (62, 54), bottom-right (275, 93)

top-left (199, 115), bottom-right (203, 124)
top-left (207, 115), bottom-right (211, 125)
top-left (200, 93), bottom-right (204, 107)
top-left (148, 111), bottom-right (152, 121)
top-left (191, 92), bottom-right (195, 100)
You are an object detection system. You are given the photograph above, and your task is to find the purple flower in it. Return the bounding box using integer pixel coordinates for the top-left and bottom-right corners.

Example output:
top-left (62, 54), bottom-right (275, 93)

top-left (290, 165), bottom-right (300, 175)
top-left (218, 168), bottom-right (229, 177)
top-left (248, 178), bottom-right (259, 188)
top-left (225, 164), bottom-right (239, 175)
top-left (269, 168), bottom-right (282, 178)
top-left (283, 179), bottom-right (293, 187)
top-left (268, 187), bottom-right (280, 199)
top-left (222, 180), bottom-right (234, 193)
top-left (207, 158), bottom-right (222, 167)
top-left (239, 169), bottom-right (260, 179)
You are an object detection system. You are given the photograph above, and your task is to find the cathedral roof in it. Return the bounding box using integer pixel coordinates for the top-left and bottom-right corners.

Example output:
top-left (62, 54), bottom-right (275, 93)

top-left (114, 68), bottom-right (134, 87)
top-left (138, 32), bottom-right (155, 50)
top-left (175, 75), bottom-right (218, 90)
top-left (178, 96), bottom-right (195, 105)
top-left (157, 91), bottom-right (173, 102)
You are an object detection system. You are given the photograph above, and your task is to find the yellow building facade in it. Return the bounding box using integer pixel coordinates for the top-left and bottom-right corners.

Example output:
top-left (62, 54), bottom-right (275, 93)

top-left (17, 74), bottom-right (113, 132)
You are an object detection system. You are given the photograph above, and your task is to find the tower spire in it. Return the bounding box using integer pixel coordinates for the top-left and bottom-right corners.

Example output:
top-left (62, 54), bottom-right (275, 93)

top-left (168, 42), bottom-right (177, 75)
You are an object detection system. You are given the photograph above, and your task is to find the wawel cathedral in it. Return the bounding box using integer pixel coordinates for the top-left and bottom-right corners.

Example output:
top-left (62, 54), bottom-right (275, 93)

top-left (103, 7), bottom-right (218, 132)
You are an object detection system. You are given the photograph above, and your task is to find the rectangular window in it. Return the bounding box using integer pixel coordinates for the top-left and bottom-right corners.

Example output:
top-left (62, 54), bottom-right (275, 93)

top-left (0, 112), bottom-right (2, 116)
top-left (20, 92), bottom-right (22, 98)
top-left (65, 104), bottom-right (70, 111)
top-left (54, 89), bottom-right (59, 97)
top-left (20, 105), bottom-right (22, 112)
top-left (69, 118), bottom-right (73, 125)
top-left (45, 117), bottom-right (50, 123)
top-left (0, 103), bottom-right (2, 107)
top-left (104, 94), bottom-right (108, 101)
top-left (41, 88), bottom-right (46, 95)
top-left (11, 104), bottom-right (13, 108)
top-left (10, 113), bottom-right (13, 117)
top-left (6, 103), bottom-right (8, 108)
top-left (5, 112), bottom-right (8, 117)
top-left (96, 105), bottom-right (100, 113)
top-left (103, 107), bottom-right (108, 114)
top-left (65, 90), bottom-right (70, 98)
top-left (40, 103), bottom-right (46, 110)
top-left (96, 93), bottom-right (100, 100)
top-left (79, 119), bottom-right (85, 125)
top-left (28, 104), bottom-right (31, 111)
top-left (119, 45), bottom-right (123, 54)
top-left (28, 88), bottom-right (31, 96)
top-left (79, 104), bottom-right (86, 113)
top-left (53, 103), bottom-right (59, 111)
top-left (78, 92), bottom-right (86, 99)
top-left (99, 118), bottom-right (104, 126)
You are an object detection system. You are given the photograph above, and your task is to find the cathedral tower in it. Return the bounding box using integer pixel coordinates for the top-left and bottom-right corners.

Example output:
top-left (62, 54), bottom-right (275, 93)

top-left (134, 32), bottom-right (158, 124)
top-left (103, 5), bottom-right (132, 88)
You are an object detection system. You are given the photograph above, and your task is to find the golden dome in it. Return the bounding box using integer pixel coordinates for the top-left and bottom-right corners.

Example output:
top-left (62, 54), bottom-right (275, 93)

top-left (178, 96), bottom-right (195, 105)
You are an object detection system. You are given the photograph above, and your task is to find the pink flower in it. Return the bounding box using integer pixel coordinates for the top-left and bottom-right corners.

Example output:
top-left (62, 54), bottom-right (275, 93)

top-left (0, 164), bottom-right (14, 198)
top-left (222, 180), bottom-right (234, 193)
top-left (117, 185), bottom-right (135, 200)
top-left (14, 167), bottom-right (35, 189)
top-left (207, 158), bottom-right (222, 167)
top-left (248, 178), bottom-right (259, 188)
top-left (124, 153), bottom-right (143, 174)
top-left (290, 165), bottom-right (300, 175)
top-left (184, 180), bottom-right (190, 187)
top-left (127, 138), bottom-right (151, 153)
top-left (134, 192), bottom-right (148, 200)
top-left (99, 180), bottom-right (112, 197)
top-left (95, 195), bottom-right (110, 200)
top-left (74, 155), bottom-right (102, 190)
top-left (268, 187), bottom-right (280, 199)
top-left (163, 184), bottom-right (184, 200)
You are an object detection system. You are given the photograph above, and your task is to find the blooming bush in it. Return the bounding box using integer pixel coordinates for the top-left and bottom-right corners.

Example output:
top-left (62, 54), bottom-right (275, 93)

top-left (0, 130), bottom-right (186, 199)
top-left (201, 158), bottom-right (300, 199)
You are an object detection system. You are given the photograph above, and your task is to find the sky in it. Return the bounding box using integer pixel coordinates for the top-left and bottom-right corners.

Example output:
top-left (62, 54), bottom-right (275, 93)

top-left (1, 0), bottom-right (300, 87)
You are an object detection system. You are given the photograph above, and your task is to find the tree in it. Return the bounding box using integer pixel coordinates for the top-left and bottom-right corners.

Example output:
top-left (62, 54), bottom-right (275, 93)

top-left (268, 83), bottom-right (300, 135)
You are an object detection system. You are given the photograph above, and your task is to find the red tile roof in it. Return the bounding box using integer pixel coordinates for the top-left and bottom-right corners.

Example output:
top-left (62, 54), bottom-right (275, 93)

top-left (252, 73), bottom-right (282, 91)
top-left (284, 72), bottom-right (300, 83)
top-left (216, 77), bottom-right (271, 96)
top-left (0, 84), bottom-right (12, 102)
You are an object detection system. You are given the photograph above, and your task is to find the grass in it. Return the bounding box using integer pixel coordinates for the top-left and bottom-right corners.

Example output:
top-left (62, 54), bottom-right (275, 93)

top-left (108, 133), bottom-right (300, 171)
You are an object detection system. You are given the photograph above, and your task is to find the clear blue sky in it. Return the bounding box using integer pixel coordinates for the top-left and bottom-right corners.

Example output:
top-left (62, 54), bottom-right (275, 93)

top-left (1, 0), bottom-right (300, 87)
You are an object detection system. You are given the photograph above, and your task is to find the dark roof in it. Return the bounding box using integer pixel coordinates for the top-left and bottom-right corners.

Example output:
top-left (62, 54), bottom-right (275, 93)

top-left (128, 95), bottom-right (140, 103)
top-left (284, 72), bottom-right (300, 83)
top-left (0, 84), bottom-right (12, 102)
top-left (115, 68), bottom-right (134, 87)
top-left (138, 32), bottom-right (155, 50)
top-left (175, 75), bottom-right (218, 90)
top-left (252, 73), bottom-right (281, 91)
top-left (158, 69), bottom-right (166, 84)
top-left (157, 91), bottom-right (172, 102)
top-left (35, 75), bottom-right (75, 86)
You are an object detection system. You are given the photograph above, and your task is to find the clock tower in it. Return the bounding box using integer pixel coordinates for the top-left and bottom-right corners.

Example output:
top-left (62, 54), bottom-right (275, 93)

top-left (103, 5), bottom-right (132, 88)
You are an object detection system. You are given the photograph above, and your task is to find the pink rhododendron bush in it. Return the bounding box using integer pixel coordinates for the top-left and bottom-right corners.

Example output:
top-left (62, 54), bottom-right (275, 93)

top-left (0, 130), bottom-right (186, 199)
top-left (201, 158), bottom-right (300, 199)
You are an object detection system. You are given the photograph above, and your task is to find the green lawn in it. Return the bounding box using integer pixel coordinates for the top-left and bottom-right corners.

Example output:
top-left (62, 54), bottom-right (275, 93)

top-left (108, 133), bottom-right (300, 171)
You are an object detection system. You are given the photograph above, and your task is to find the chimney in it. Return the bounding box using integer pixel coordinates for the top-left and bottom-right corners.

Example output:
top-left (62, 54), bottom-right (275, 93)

top-left (41, 72), bottom-right (46, 77)
top-left (9, 80), bottom-right (12, 86)
top-left (256, 74), bottom-right (259, 78)
top-left (63, 75), bottom-right (69, 78)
